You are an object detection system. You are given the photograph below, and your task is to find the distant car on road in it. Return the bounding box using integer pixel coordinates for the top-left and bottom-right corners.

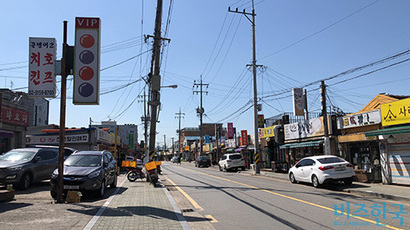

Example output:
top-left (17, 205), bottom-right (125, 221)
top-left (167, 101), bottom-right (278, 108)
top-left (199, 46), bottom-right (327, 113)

top-left (50, 150), bottom-right (117, 198)
top-left (0, 147), bottom-right (70, 190)
top-left (195, 156), bottom-right (211, 167)
top-left (218, 153), bottom-right (245, 172)
top-left (288, 155), bottom-right (355, 188)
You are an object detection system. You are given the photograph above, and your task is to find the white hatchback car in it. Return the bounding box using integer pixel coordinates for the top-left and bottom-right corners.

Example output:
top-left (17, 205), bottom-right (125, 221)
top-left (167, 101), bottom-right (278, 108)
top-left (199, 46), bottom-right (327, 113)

top-left (288, 155), bottom-right (355, 188)
top-left (218, 153), bottom-right (245, 172)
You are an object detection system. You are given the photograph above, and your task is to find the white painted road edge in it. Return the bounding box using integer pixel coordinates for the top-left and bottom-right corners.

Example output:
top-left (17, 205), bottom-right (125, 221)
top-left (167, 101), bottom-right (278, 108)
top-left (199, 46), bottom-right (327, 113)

top-left (161, 179), bottom-right (192, 230)
top-left (83, 177), bottom-right (127, 230)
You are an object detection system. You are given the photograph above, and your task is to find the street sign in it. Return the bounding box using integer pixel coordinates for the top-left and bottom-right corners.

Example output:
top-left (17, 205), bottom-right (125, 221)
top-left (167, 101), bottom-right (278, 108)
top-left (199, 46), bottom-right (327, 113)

top-left (73, 17), bottom-right (100, 105)
top-left (28, 37), bottom-right (57, 98)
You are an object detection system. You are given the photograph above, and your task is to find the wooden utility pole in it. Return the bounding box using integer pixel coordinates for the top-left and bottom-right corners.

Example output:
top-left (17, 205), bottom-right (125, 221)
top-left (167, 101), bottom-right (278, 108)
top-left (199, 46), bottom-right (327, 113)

top-left (148, 0), bottom-right (164, 162)
top-left (321, 81), bottom-right (330, 155)
top-left (193, 75), bottom-right (208, 156)
top-left (175, 108), bottom-right (185, 155)
top-left (57, 21), bottom-right (68, 203)
top-left (229, 0), bottom-right (261, 174)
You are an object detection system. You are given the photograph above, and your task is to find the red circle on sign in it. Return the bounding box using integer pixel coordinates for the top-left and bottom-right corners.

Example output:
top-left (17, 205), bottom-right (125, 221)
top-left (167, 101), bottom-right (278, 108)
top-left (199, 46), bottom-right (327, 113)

top-left (80, 34), bottom-right (94, 48)
top-left (79, 66), bottom-right (94, 81)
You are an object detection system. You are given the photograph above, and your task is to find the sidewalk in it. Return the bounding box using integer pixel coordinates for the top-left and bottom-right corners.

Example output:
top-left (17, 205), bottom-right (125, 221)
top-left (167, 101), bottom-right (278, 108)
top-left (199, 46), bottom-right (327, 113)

top-left (83, 175), bottom-right (190, 230)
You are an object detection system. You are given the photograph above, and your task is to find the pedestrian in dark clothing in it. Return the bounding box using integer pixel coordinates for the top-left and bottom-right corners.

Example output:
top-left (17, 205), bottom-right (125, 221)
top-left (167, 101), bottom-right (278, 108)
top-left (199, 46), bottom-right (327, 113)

top-left (177, 156), bottom-right (181, 165)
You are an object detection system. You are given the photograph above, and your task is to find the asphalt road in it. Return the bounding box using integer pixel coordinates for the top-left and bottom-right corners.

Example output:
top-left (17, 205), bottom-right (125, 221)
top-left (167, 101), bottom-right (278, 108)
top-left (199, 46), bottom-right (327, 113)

top-left (161, 162), bottom-right (410, 230)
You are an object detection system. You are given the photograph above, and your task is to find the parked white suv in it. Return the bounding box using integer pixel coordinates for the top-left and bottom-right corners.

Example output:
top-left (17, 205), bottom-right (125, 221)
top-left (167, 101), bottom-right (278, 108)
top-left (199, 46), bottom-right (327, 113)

top-left (218, 153), bottom-right (245, 172)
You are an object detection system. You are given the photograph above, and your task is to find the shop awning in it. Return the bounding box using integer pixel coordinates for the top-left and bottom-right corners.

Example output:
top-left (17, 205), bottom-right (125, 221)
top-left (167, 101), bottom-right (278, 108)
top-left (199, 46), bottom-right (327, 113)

top-left (0, 130), bottom-right (14, 138)
top-left (279, 140), bottom-right (323, 149)
top-left (365, 125), bottom-right (410, 137)
top-left (226, 148), bottom-right (235, 153)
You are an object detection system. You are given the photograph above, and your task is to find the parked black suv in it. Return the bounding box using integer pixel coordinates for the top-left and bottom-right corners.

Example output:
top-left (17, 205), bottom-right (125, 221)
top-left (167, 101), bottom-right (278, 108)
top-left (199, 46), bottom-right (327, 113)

top-left (0, 146), bottom-right (76, 190)
top-left (50, 150), bottom-right (117, 198)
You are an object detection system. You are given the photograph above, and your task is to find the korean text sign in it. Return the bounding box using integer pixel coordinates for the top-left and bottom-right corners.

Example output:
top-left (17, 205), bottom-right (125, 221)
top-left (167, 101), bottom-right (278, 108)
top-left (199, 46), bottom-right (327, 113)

top-left (381, 98), bottom-right (410, 126)
top-left (28, 38), bottom-right (56, 98)
top-left (1, 106), bottom-right (29, 127)
top-left (74, 17), bottom-right (100, 105)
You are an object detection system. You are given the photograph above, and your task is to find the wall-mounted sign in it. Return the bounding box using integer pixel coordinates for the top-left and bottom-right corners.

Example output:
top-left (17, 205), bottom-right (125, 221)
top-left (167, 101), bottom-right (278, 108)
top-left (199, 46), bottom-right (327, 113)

top-left (1, 106), bottom-right (29, 127)
top-left (28, 37), bottom-right (56, 98)
top-left (284, 116), bottom-right (331, 140)
top-left (337, 110), bottom-right (381, 129)
top-left (73, 17), bottom-right (101, 105)
top-left (26, 134), bottom-right (89, 144)
top-left (381, 98), bottom-right (410, 126)
top-left (261, 125), bottom-right (276, 138)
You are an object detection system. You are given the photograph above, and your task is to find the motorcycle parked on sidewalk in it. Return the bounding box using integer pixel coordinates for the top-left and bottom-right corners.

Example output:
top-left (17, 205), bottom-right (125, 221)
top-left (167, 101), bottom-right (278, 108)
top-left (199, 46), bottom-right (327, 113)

top-left (145, 161), bottom-right (159, 186)
top-left (126, 167), bottom-right (145, 182)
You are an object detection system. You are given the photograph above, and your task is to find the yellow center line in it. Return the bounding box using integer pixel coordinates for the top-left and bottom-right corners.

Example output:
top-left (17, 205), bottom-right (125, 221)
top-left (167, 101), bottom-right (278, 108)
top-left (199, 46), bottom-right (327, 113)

top-left (179, 167), bottom-right (403, 230)
top-left (164, 175), bottom-right (204, 211)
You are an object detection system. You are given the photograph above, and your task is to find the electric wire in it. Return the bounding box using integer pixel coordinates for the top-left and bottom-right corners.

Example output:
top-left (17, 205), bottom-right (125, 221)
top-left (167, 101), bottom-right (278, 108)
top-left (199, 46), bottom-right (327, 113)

top-left (260, 0), bottom-right (381, 60)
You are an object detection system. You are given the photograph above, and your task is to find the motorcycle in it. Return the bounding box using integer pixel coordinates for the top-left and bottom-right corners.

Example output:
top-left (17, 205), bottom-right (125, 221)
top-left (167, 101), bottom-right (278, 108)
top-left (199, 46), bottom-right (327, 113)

top-left (145, 161), bottom-right (159, 186)
top-left (126, 166), bottom-right (145, 182)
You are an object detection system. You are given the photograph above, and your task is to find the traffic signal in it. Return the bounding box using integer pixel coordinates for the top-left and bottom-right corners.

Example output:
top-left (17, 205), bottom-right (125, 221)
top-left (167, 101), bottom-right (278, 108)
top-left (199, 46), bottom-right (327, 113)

top-left (73, 17), bottom-right (100, 105)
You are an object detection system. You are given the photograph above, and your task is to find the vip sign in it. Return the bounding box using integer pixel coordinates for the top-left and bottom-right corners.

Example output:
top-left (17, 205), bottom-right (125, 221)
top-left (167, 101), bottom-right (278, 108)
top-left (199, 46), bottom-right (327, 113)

top-left (73, 17), bottom-right (100, 105)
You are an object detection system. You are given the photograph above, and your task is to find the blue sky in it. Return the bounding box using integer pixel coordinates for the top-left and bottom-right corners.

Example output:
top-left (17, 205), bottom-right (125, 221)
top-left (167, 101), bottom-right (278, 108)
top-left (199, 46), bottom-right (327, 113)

top-left (1, 0), bottom-right (410, 147)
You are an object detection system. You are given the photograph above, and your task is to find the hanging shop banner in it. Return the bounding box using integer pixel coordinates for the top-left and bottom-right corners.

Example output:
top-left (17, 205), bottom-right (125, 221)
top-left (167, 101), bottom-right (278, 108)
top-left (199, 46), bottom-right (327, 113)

top-left (241, 130), bottom-right (248, 146)
top-left (28, 37), bottom-right (57, 98)
top-left (73, 17), bottom-right (101, 105)
top-left (128, 133), bottom-right (134, 150)
top-left (284, 116), bottom-right (331, 140)
top-left (292, 88), bottom-right (304, 116)
top-left (227, 122), bottom-right (234, 139)
top-left (381, 98), bottom-right (410, 126)
top-left (261, 125), bottom-right (276, 138)
top-left (258, 114), bottom-right (265, 128)
top-left (337, 110), bottom-right (381, 129)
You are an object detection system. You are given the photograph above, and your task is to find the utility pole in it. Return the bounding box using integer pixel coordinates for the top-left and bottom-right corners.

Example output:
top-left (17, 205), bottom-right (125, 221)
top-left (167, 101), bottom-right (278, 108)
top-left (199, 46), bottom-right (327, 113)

top-left (139, 86), bottom-right (149, 163)
top-left (57, 21), bottom-right (69, 203)
top-left (229, 0), bottom-right (261, 174)
top-left (175, 108), bottom-right (185, 156)
top-left (163, 134), bottom-right (167, 152)
top-left (304, 89), bottom-right (309, 121)
top-left (321, 81), bottom-right (330, 155)
top-left (147, 0), bottom-right (168, 162)
top-left (193, 75), bottom-right (208, 156)
top-left (171, 137), bottom-right (175, 155)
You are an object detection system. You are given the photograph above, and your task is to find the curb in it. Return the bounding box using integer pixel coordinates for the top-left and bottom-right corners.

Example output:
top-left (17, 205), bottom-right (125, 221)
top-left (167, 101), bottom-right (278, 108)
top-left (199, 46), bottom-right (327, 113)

top-left (343, 188), bottom-right (410, 202)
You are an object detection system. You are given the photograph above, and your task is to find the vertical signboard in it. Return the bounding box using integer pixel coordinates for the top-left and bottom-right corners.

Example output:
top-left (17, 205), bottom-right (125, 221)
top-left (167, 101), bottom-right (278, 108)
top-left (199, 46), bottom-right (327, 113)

top-left (28, 38), bottom-right (56, 98)
top-left (241, 130), bottom-right (248, 146)
top-left (227, 122), bottom-right (234, 139)
top-left (292, 88), bottom-right (304, 116)
top-left (258, 114), bottom-right (265, 128)
top-left (74, 17), bottom-right (100, 105)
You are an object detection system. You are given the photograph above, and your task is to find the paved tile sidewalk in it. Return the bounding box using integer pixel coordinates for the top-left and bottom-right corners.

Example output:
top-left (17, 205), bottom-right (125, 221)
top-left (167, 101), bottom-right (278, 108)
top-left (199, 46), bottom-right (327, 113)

top-left (86, 178), bottom-right (184, 230)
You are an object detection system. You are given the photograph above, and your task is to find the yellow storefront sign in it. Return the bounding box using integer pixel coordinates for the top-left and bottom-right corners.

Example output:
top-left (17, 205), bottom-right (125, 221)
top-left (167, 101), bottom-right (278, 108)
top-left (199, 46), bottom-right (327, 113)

top-left (381, 98), bottom-right (410, 126)
top-left (261, 125), bottom-right (276, 138)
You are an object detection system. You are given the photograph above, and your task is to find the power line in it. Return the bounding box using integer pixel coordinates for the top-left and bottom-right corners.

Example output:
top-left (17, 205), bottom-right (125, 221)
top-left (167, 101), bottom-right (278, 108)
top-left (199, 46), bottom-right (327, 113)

top-left (260, 0), bottom-right (381, 60)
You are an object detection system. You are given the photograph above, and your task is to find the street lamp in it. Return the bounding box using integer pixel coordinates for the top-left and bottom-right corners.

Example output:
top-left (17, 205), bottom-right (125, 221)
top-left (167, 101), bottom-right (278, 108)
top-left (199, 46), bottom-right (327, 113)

top-left (161, 84), bottom-right (178, 89)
